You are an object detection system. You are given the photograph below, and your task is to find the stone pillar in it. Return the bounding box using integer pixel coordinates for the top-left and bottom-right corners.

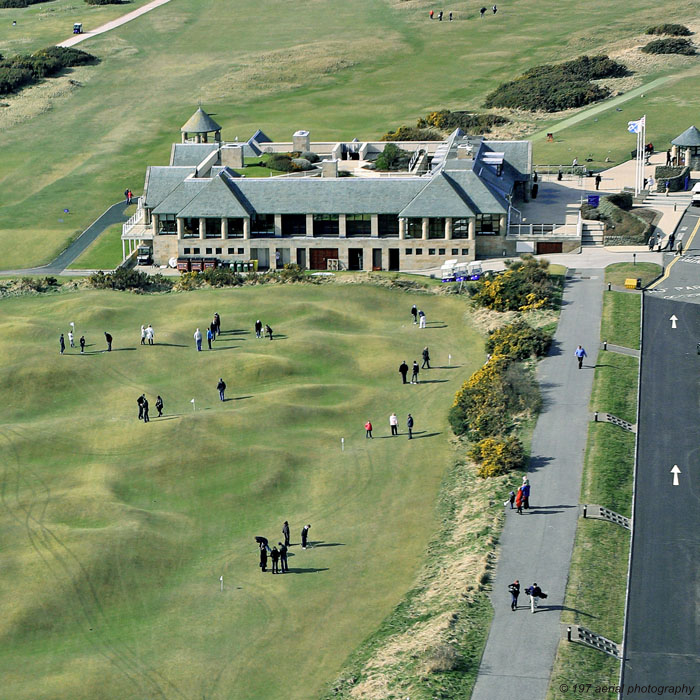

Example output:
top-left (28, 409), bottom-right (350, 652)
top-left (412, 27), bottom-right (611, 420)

top-left (199, 218), bottom-right (206, 240)
top-left (177, 218), bottom-right (184, 240)
top-left (339, 215), bottom-right (347, 238)
top-left (445, 217), bottom-right (452, 240)
top-left (468, 218), bottom-right (475, 240)
top-left (274, 214), bottom-right (282, 237)
top-left (399, 218), bottom-right (406, 240)
top-left (685, 147), bottom-right (691, 167)
top-left (422, 218), bottom-right (429, 240)
top-left (671, 144), bottom-right (678, 163)
top-left (306, 214), bottom-right (314, 237)
top-left (152, 214), bottom-right (159, 236)
top-left (243, 217), bottom-right (250, 239)
top-left (371, 214), bottom-right (379, 238)
top-left (363, 247), bottom-right (373, 271)
top-left (499, 214), bottom-right (507, 236)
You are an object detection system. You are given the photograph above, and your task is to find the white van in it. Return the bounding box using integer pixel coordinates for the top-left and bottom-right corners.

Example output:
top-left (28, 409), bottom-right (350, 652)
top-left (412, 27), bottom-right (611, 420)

top-left (691, 182), bottom-right (700, 206)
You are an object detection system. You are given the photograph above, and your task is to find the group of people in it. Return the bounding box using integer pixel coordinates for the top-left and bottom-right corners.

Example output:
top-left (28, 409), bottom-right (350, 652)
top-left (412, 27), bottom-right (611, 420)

top-left (429, 9), bottom-right (452, 20)
top-left (124, 188), bottom-right (134, 205)
top-left (254, 319), bottom-right (274, 340)
top-left (508, 580), bottom-right (547, 613)
top-left (507, 476), bottom-right (531, 514)
top-left (59, 330), bottom-right (112, 354)
top-left (140, 325), bottom-right (155, 345)
top-left (365, 413), bottom-right (415, 439)
top-left (410, 305), bottom-right (427, 328)
top-left (256, 522), bottom-right (311, 574)
top-left (137, 393), bottom-right (164, 422)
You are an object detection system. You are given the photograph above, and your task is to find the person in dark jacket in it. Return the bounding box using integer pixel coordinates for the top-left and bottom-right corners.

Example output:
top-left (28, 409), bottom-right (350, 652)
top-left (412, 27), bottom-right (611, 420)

top-left (595, 174), bottom-right (602, 190)
top-left (137, 394), bottom-right (145, 420)
top-left (104, 331), bottom-right (112, 351)
top-left (411, 361), bottom-right (420, 384)
top-left (509, 580), bottom-right (520, 611)
top-left (407, 413), bottom-right (414, 439)
top-left (259, 544), bottom-right (268, 572)
top-left (59, 333), bottom-right (65, 355)
top-left (270, 546), bottom-right (280, 574)
top-left (265, 324), bottom-right (273, 341)
top-left (217, 378), bottom-right (226, 401)
top-left (527, 582), bottom-right (543, 612)
top-left (422, 346), bottom-right (431, 369)
top-left (79, 335), bottom-right (85, 353)
top-left (209, 320), bottom-right (217, 340)
top-left (399, 360), bottom-right (409, 384)
top-left (278, 542), bottom-right (288, 572)
top-left (155, 395), bottom-right (164, 417)
top-left (282, 521), bottom-right (290, 547)
top-left (213, 313), bottom-right (220, 337)
top-left (142, 396), bottom-right (149, 423)
top-left (508, 490), bottom-right (516, 509)
top-left (522, 482), bottom-right (531, 509)
top-left (255, 319), bottom-right (263, 338)
top-left (411, 305), bottom-right (418, 324)
top-left (301, 524), bottom-right (311, 549)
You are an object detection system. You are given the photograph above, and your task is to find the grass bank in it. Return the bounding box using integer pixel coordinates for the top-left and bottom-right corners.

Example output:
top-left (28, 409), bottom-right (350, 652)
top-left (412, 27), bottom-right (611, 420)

top-left (599, 290), bottom-right (642, 350)
top-left (604, 262), bottom-right (662, 288)
top-left (547, 291), bottom-right (639, 700)
top-left (68, 222), bottom-right (123, 270)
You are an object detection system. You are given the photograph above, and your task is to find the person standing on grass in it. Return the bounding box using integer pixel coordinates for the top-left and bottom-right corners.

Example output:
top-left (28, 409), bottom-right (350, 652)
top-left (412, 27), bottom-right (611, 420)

top-left (301, 524), bottom-right (311, 549)
top-left (449, 11), bottom-right (452, 20)
top-left (574, 344), bottom-right (587, 369)
top-left (270, 546), bottom-right (280, 574)
top-left (59, 333), bottom-right (65, 355)
top-left (390, 412), bottom-right (398, 436)
top-left (79, 335), bottom-right (85, 354)
top-left (155, 395), bottom-right (163, 417)
top-left (411, 361), bottom-right (420, 384)
top-left (137, 394), bottom-right (145, 421)
top-left (515, 486), bottom-right (524, 514)
top-left (68, 330), bottom-right (74, 348)
top-left (146, 324), bottom-right (154, 345)
top-left (259, 544), bottom-right (268, 572)
top-left (217, 377), bottom-right (226, 401)
top-left (411, 305), bottom-right (418, 324)
top-left (194, 328), bottom-right (202, 351)
top-left (209, 319), bottom-right (217, 342)
top-left (266, 324), bottom-right (274, 341)
top-left (141, 325), bottom-right (146, 345)
top-left (492, 4), bottom-right (497, 13)
top-left (418, 310), bottom-right (426, 329)
top-left (278, 542), bottom-right (288, 572)
top-left (207, 327), bottom-right (213, 350)
top-left (142, 396), bottom-right (150, 423)
top-left (365, 420), bottom-right (373, 439)
top-left (527, 582), bottom-right (543, 613)
top-left (509, 580), bottom-right (520, 611)
top-left (399, 360), bottom-right (409, 384)
top-left (407, 413), bottom-right (414, 439)
top-left (282, 521), bottom-right (290, 547)
top-left (422, 346), bottom-right (431, 369)
top-left (255, 319), bottom-right (263, 338)
top-left (104, 331), bottom-right (112, 352)
top-left (479, 6), bottom-right (486, 17)
top-left (213, 313), bottom-right (221, 337)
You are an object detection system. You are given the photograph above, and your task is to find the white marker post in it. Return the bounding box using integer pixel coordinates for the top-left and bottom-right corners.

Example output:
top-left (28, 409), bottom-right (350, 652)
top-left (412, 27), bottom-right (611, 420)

top-left (220, 575), bottom-right (224, 592)
top-left (671, 464), bottom-right (681, 486)
top-left (669, 315), bottom-right (678, 329)
top-left (448, 354), bottom-right (452, 366)
top-left (191, 398), bottom-right (196, 412)
top-left (341, 437), bottom-right (344, 452)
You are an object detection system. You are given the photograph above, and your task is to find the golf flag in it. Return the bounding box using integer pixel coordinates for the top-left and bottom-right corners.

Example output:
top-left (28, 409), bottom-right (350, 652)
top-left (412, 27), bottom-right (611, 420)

top-left (627, 117), bottom-right (645, 134)
top-left (190, 398), bottom-right (195, 403)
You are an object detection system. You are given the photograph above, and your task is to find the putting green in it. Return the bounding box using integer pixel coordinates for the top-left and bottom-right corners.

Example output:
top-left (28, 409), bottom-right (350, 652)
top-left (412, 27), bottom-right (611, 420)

top-left (0, 283), bottom-right (483, 699)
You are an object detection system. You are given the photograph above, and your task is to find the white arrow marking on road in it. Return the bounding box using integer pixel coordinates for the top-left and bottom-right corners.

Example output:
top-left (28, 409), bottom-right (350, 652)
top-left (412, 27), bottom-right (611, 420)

top-left (669, 315), bottom-right (678, 329)
top-left (671, 465), bottom-right (681, 486)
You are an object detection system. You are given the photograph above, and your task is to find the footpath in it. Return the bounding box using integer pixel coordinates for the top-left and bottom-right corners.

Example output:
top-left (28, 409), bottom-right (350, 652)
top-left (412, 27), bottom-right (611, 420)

top-left (471, 269), bottom-right (604, 700)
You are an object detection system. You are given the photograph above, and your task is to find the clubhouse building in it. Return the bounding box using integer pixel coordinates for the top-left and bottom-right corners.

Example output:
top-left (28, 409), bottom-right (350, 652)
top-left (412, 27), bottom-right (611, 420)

top-left (124, 108), bottom-right (537, 271)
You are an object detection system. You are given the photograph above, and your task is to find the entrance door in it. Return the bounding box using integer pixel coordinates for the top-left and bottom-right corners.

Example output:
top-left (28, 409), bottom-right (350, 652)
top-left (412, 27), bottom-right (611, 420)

top-left (536, 241), bottom-right (562, 254)
top-left (388, 248), bottom-right (399, 271)
top-left (296, 248), bottom-right (306, 269)
top-left (275, 248), bottom-right (290, 269)
top-left (310, 248), bottom-right (339, 270)
top-left (372, 248), bottom-right (382, 271)
top-left (348, 248), bottom-right (363, 271)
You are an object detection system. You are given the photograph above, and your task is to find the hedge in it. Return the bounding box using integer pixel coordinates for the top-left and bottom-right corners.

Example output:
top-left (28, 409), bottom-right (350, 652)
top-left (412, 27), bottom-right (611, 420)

top-left (645, 24), bottom-right (691, 36)
top-left (417, 109), bottom-right (509, 134)
top-left (381, 125), bottom-right (442, 141)
top-left (641, 38), bottom-right (696, 55)
top-left (469, 435), bottom-right (526, 478)
top-left (0, 0), bottom-right (51, 7)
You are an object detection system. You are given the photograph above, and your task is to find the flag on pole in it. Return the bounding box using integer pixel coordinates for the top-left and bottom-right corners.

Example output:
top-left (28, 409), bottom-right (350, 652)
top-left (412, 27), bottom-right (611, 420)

top-left (190, 398), bottom-right (195, 403)
top-left (627, 117), bottom-right (645, 134)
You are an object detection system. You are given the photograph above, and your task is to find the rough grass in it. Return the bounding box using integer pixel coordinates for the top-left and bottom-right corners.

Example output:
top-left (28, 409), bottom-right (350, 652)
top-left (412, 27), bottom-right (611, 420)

top-left (599, 290), bottom-right (641, 350)
top-left (604, 262), bottom-right (662, 288)
top-left (0, 283), bottom-right (486, 700)
top-left (68, 222), bottom-right (123, 269)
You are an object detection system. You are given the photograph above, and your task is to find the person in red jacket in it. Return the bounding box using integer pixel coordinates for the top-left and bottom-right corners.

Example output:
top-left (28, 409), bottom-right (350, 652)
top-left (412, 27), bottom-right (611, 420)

top-left (515, 486), bottom-right (524, 514)
top-left (365, 420), bottom-right (373, 438)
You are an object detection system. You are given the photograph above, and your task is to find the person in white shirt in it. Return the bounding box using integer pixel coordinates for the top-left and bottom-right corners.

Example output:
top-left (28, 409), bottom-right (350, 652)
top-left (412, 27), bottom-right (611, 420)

top-left (390, 412), bottom-right (399, 436)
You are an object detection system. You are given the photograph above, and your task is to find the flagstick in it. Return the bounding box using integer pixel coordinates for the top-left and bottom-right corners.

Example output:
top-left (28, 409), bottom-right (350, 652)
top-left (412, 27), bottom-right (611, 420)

top-left (220, 575), bottom-right (223, 592)
top-left (341, 437), bottom-right (344, 452)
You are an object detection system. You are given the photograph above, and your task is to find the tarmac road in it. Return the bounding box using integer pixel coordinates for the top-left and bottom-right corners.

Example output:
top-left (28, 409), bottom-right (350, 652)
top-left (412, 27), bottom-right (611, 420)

top-left (620, 294), bottom-right (700, 699)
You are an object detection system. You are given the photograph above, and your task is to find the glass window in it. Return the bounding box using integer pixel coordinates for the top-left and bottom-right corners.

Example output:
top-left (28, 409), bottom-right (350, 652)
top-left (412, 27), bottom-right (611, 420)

top-left (282, 214), bottom-right (307, 237)
top-left (406, 218), bottom-right (422, 239)
top-left (346, 214), bottom-right (371, 237)
top-left (476, 214), bottom-right (501, 235)
top-left (452, 218), bottom-right (470, 239)
top-left (439, 248), bottom-right (445, 255)
top-left (251, 214), bottom-right (275, 236)
top-left (428, 218), bottom-right (445, 239)
top-left (227, 248), bottom-right (235, 254)
top-left (193, 248), bottom-right (200, 254)
top-left (158, 214), bottom-right (177, 234)
top-left (405, 248), bottom-right (413, 255)
top-left (429, 248), bottom-right (436, 255)
top-left (378, 214), bottom-right (399, 238)
top-left (238, 248), bottom-right (244, 254)
top-left (452, 249), bottom-right (458, 255)
top-left (183, 217), bottom-right (199, 239)
top-left (206, 248), bottom-right (212, 254)
top-left (462, 249), bottom-right (469, 255)
top-left (216, 248), bottom-right (222, 254)
top-left (313, 214), bottom-right (339, 237)
top-left (205, 219), bottom-right (220, 239)
top-left (227, 218), bottom-right (244, 238)
top-left (415, 248), bottom-right (423, 255)
top-left (184, 247), bottom-right (191, 254)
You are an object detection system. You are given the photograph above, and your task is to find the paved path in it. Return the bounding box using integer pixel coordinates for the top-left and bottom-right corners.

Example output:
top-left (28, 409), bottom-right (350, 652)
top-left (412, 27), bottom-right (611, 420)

top-left (471, 269), bottom-right (604, 700)
top-left (0, 200), bottom-right (129, 276)
top-left (57, 0), bottom-right (173, 48)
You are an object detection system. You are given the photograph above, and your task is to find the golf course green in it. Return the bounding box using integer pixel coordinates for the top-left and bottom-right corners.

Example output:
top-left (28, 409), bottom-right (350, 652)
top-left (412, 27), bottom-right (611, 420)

top-left (0, 282), bottom-right (483, 699)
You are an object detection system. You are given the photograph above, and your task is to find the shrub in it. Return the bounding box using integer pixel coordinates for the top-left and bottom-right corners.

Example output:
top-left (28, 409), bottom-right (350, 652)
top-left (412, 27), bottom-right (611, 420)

top-left (381, 125), bottom-right (442, 141)
top-left (426, 645), bottom-right (463, 673)
top-left (200, 268), bottom-right (243, 287)
top-left (469, 435), bottom-right (526, 478)
top-left (605, 191), bottom-right (633, 210)
top-left (418, 109), bottom-right (509, 134)
top-left (484, 55), bottom-right (628, 112)
top-left (470, 257), bottom-right (558, 312)
top-left (646, 24), bottom-right (691, 36)
top-left (486, 320), bottom-right (552, 360)
top-left (641, 38), bottom-right (696, 55)
top-left (291, 157), bottom-right (313, 171)
top-left (299, 151), bottom-right (320, 163)
top-left (88, 268), bottom-right (173, 291)
top-left (266, 154), bottom-right (294, 172)
top-left (0, 0), bottom-right (51, 6)
top-left (375, 143), bottom-right (412, 171)
top-left (85, 0), bottom-right (125, 4)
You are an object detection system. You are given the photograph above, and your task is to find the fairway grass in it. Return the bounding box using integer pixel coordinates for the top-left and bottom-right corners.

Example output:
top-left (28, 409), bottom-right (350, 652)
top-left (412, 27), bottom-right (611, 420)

top-left (604, 262), bottom-right (661, 288)
top-left (1, 0), bottom-right (698, 269)
top-left (0, 283), bottom-right (484, 699)
top-left (68, 222), bottom-right (124, 270)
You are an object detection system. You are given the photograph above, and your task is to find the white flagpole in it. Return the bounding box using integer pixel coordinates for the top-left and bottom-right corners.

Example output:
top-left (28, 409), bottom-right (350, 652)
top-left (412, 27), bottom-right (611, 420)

top-left (191, 398), bottom-right (196, 412)
top-left (220, 575), bottom-right (223, 592)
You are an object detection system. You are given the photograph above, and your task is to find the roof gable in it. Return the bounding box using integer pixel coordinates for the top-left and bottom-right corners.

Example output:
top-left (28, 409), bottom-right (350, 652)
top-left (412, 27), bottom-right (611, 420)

top-left (399, 172), bottom-right (477, 218)
top-left (671, 125), bottom-right (700, 147)
top-left (177, 171), bottom-right (251, 218)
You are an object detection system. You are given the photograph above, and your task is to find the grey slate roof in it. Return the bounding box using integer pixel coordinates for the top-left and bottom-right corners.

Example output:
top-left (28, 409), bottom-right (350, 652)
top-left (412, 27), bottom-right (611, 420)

top-left (152, 179), bottom-right (208, 215)
top-left (477, 141), bottom-right (531, 181)
top-left (399, 172), bottom-right (477, 218)
top-left (143, 166), bottom-right (196, 208)
top-left (170, 143), bottom-right (218, 166)
top-left (181, 107), bottom-right (222, 134)
top-left (177, 171), bottom-right (252, 218)
top-left (671, 126), bottom-right (700, 147)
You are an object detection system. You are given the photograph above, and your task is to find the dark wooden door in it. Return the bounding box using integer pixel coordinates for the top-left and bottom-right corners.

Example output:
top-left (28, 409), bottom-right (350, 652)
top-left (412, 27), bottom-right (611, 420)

top-left (388, 248), bottom-right (399, 271)
top-left (310, 248), bottom-right (339, 270)
top-left (537, 241), bottom-right (562, 254)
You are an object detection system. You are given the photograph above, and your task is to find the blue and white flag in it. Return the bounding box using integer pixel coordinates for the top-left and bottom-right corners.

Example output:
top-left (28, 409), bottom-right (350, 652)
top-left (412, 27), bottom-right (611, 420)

top-left (628, 117), bottom-right (645, 134)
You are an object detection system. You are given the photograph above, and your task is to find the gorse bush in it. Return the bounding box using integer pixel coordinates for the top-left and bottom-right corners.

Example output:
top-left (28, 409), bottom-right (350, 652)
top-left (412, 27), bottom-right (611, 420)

top-left (0, 0), bottom-right (50, 6)
top-left (417, 109), bottom-right (509, 134)
top-left (381, 125), bottom-right (442, 141)
top-left (375, 143), bottom-right (413, 170)
top-left (645, 24), bottom-right (691, 37)
top-left (469, 435), bottom-right (526, 478)
top-left (485, 320), bottom-right (552, 360)
top-left (85, 0), bottom-right (125, 4)
top-left (88, 269), bottom-right (173, 292)
top-left (641, 38), bottom-right (696, 55)
top-left (470, 257), bottom-right (558, 312)
top-left (484, 55), bottom-right (628, 112)
top-left (605, 192), bottom-right (633, 210)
